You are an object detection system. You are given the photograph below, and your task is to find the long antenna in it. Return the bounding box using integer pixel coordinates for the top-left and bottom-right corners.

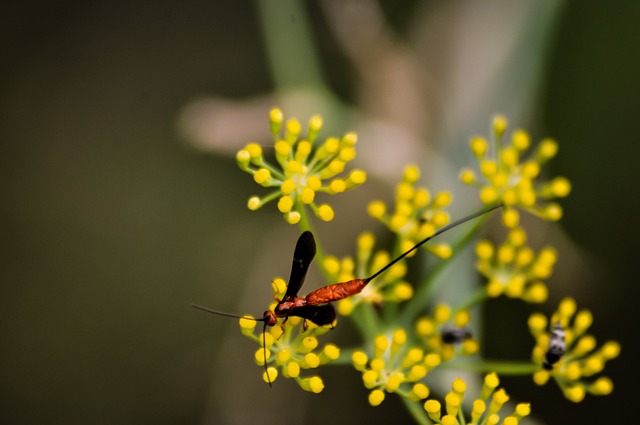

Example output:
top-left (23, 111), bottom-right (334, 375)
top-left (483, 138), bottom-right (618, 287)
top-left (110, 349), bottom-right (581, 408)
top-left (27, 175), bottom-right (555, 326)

top-left (191, 303), bottom-right (273, 386)
top-left (364, 203), bottom-right (503, 283)
top-left (191, 304), bottom-right (263, 321)
top-left (261, 321), bottom-right (271, 387)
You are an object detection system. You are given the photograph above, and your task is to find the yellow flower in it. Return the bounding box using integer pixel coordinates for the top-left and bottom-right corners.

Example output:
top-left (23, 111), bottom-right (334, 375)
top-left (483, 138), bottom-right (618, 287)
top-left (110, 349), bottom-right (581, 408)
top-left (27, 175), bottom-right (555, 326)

top-left (460, 115), bottom-right (571, 228)
top-left (423, 374), bottom-right (530, 425)
top-left (237, 108), bottom-right (366, 224)
top-left (352, 329), bottom-right (430, 406)
top-left (529, 297), bottom-right (620, 402)
top-left (368, 164), bottom-right (453, 259)
top-left (476, 227), bottom-right (555, 303)
top-left (238, 278), bottom-right (339, 392)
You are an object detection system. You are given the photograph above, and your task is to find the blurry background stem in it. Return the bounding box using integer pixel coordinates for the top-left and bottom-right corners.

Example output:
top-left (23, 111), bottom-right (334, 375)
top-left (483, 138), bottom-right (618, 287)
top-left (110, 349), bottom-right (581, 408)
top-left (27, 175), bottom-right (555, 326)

top-left (257, 0), bottom-right (325, 90)
top-left (256, 0), bottom-right (348, 126)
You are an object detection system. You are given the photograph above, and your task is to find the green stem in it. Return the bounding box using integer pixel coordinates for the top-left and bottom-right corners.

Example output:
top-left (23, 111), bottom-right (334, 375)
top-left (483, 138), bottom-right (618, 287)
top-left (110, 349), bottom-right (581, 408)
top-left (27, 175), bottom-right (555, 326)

top-left (454, 287), bottom-right (489, 313)
top-left (398, 255), bottom-right (447, 326)
top-left (401, 397), bottom-right (433, 425)
top-left (351, 302), bottom-right (381, 342)
top-left (383, 301), bottom-right (399, 324)
top-left (255, 161), bottom-right (285, 181)
top-left (297, 205), bottom-right (313, 233)
top-left (399, 210), bottom-right (491, 325)
top-left (445, 359), bottom-right (538, 375)
top-left (255, 0), bottom-right (326, 90)
top-left (260, 190), bottom-right (285, 206)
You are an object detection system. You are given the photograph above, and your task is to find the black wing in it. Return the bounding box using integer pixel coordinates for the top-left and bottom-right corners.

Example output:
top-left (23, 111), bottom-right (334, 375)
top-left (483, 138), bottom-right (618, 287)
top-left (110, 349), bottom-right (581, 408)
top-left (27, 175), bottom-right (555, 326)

top-left (283, 231), bottom-right (316, 300)
top-left (291, 304), bottom-right (336, 326)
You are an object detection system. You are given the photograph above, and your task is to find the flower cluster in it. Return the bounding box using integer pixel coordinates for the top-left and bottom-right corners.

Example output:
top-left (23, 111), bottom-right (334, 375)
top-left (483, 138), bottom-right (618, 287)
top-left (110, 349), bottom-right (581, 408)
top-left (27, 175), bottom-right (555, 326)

top-left (236, 108), bottom-right (366, 224)
top-left (460, 115), bottom-right (571, 228)
top-left (351, 308), bottom-right (479, 409)
top-left (351, 329), bottom-right (433, 406)
top-left (475, 227), bottom-right (556, 303)
top-left (238, 278), bottom-right (339, 392)
top-left (415, 304), bottom-right (479, 362)
top-left (213, 109), bottom-right (619, 424)
top-left (529, 297), bottom-right (620, 402)
top-left (423, 373), bottom-right (531, 425)
top-left (368, 164), bottom-right (453, 258)
top-left (322, 231), bottom-right (413, 316)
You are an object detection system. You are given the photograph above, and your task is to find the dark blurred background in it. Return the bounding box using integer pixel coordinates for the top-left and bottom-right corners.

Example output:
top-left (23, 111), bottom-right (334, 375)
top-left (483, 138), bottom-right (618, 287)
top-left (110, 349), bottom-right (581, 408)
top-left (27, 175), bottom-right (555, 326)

top-left (2, 1), bottom-right (638, 424)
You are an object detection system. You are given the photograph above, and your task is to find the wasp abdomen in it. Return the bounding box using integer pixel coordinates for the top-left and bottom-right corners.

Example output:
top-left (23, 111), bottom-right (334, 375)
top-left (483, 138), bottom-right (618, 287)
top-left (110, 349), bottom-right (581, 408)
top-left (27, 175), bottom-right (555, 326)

top-left (305, 279), bottom-right (368, 304)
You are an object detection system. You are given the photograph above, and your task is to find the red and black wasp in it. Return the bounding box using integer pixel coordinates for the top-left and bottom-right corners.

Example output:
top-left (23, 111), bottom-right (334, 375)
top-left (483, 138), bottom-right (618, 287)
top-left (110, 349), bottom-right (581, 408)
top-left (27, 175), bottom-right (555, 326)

top-left (193, 204), bottom-right (502, 384)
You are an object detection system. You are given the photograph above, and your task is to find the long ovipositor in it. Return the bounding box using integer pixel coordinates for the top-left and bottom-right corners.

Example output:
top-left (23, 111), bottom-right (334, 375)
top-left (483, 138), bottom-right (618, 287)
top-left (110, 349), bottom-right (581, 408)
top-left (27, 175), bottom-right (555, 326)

top-left (192, 203), bottom-right (503, 385)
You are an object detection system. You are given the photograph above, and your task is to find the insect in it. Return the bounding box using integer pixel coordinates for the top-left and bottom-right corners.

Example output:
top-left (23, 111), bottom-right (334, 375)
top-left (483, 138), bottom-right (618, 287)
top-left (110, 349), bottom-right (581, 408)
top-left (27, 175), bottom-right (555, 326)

top-left (441, 327), bottom-right (472, 345)
top-left (193, 203), bottom-right (502, 384)
top-left (542, 322), bottom-right (566, 370)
